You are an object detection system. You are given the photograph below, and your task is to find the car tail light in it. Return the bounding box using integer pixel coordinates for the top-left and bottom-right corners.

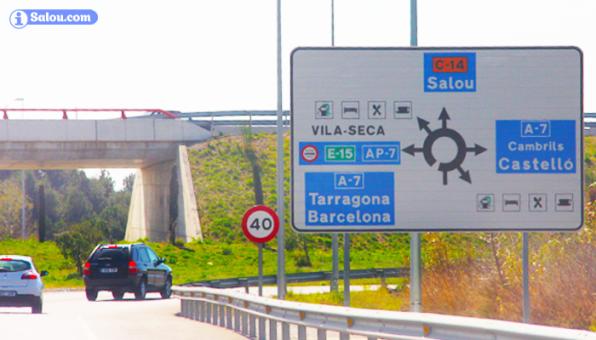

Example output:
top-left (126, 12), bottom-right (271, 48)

top-left (0, 258), bottom-right (12, 261)
top-left (128, 260), bottom-right (138, 274)
top-left (106, 244), bottom-right (118, 249)
top-left (21, 271), bottom-right (38, 280)
top-left (83, 261), bottom-right (91, 276)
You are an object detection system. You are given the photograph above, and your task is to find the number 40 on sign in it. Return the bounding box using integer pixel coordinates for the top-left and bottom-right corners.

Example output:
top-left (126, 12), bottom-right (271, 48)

top-left (241, 205), bottom-right (280, 243)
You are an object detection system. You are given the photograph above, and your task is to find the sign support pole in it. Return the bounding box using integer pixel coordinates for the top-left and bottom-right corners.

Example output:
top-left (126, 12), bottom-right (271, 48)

top-left (258, 243), bottom-right (264, 297)
top-left (21, 170), bottom-right (26, 238)
top-left (331, 234), bottom-right (339, 292)
top-left (329, 0), bottom-right (339, 294)
top-left (410, 0), bottom-right (417, 47)
top-left (522, 232), bottom-right (530, 322)
top-left (409, 0), bottom-right (422, 313)
top-left (242, 205), bottom-right (280, 298)
top-left (343, 233), bottom-right (350, 306)
top-left (275, 0), bottom-right (286, 300)
top-left (331, 0), bottom-right (335, 47)
top-left (410, 234), bottom-right (421, 312)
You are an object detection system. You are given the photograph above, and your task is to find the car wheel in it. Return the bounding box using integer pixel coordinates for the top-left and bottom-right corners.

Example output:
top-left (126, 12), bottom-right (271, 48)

top-left (134, 278), bottom-right (147, 300)
top-left (112, 290), bottom-right (125, 300)
top-left (31, 297), bottom-right (42, 314)
top-left (160, 276), bottom-right (172, 299)
top-left (86, 288), bottom-right (98, 301)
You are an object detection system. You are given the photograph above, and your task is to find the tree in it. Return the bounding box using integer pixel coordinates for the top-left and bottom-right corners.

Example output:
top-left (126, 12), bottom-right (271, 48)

top-left (98, 191), bottom-right (130, 242)
top-left (0, 169), bottom-right (132, 241)
top-left (122, 173), bottom-right (135, 193)
top-left (0, 179), bottom-right (31, 239)
top-left (55, 220), bottom-right (104, 275)
top-left (44, 170), bottom-right (71, 191)
top-left (61, 185), bottom-right (93, 225)
top-left (42, 186), bottom-right (63, 239)
top-left (88, 170), bottom-right (114, 213)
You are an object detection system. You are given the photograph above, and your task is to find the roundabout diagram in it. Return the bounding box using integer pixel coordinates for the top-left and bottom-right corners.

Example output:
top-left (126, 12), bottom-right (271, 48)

top-left (403, 107), bottom-right (487, 185)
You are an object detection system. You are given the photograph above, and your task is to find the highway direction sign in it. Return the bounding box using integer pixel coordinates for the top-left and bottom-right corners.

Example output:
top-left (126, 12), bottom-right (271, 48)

top-left (291, 47), bottom-right (583, 232)
top-left (242, 205), bottom-right (280, 243)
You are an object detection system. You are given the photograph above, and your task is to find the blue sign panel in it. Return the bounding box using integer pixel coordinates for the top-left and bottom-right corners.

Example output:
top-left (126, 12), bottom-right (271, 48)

top-left (305, 172), bottom-right (395, 226)
top-left (496, 120), bottom-right (576, 174)
top-left (298, 142), bottom-right (400, 165)
top-left (424, 52), bottom-right (476, 92)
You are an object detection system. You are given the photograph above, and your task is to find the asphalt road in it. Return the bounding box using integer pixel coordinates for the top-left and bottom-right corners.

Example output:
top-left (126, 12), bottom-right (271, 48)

top-left (0, 291), bottom-right (245, 340)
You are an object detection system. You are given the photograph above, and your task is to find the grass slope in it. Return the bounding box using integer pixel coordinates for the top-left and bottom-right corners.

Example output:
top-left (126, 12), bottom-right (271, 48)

top-left (286, 287), bottom-right (405, 311)
top-left (0, 239), bottom-right (408, 287)
top-left (148, 241), bottom-right (407, 285)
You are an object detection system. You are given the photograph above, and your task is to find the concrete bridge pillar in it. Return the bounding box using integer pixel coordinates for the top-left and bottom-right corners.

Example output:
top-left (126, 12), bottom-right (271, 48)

top-left (176, 145), bottom-right (202, 242)
top-left (125, 145), bottom-right (202, 242)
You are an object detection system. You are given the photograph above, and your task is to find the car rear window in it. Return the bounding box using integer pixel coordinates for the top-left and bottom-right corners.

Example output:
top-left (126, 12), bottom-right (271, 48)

top-left (0, 259), bottom-right (32, 272)
top-left (91, 248), bottom-right (129, 262)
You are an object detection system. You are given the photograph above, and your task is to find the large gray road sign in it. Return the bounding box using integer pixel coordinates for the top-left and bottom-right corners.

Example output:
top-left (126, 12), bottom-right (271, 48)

top-left (291, 47), bottom-right (583, 232)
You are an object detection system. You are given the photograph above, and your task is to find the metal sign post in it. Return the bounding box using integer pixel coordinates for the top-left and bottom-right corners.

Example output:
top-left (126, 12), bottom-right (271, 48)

top-left (409, 0), bottom-right (422, 313)
top-left (410, 233), bottom-right (421, 312)
top-left (329, 0), bottom-right (340, 294)
top-left (522, 232), bottom-right (530, 322)
top-left (343, 233), bottom-right (350, 306)
top-left (242, 205), bottom-right (280, 297)
top-left (258, 243), bottom-right (264, 296)
top-left (331, 234), bottom-right (339, 292)
top-left (275, 0), bottom-right (286, 301)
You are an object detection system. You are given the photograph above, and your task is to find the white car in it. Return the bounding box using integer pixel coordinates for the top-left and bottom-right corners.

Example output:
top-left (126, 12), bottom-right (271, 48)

top-left (0, 255), bottom-right (47, 313)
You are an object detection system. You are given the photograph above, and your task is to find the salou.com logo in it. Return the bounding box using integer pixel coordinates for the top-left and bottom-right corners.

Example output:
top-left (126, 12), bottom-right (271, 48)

top-left (9, 9), bottom-right (98, 29)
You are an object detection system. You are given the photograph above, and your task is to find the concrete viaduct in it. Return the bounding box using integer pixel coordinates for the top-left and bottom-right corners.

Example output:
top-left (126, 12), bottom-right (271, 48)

top-left (0, 109), bottom-right (212, 242)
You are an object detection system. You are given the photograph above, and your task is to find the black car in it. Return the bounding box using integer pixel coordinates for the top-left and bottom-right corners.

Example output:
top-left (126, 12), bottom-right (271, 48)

top-left (83, 243), bottom-right (172, 301)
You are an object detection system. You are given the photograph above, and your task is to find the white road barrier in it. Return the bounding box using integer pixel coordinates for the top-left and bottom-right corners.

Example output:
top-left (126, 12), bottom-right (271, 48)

top-left (173, 286), bottom-right (595, 340)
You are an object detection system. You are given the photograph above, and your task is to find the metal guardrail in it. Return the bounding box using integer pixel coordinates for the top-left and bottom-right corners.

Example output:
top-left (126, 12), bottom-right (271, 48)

top-left (140, 110), bottom-right (290, 128)
top-left (586, 113), bottom-right (596, 136)
top-left (192, 120), bottom-right (288, 128)
top-left (184, 268), bottom-right (407, 290)
top-left (174, 286), bottom-right (595, 340)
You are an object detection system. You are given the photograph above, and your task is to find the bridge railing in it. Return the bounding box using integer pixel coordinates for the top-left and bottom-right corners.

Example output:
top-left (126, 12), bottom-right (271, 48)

top-left (3, 108), bottom-right (593, 136)
top-left (586, 112), bottom-right (596, 135)
top-left (171, 110), bottom-right (291, 129)
top-left (0, 108), bottom-right (176, 120)
top-left (171, 111), bottom-right (593, 135)
top-left (173, 285), bottom-right (594, 340)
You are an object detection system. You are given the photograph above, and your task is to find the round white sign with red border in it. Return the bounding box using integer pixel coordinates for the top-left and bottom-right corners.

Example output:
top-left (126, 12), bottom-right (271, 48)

top-left (242, 205), bottom-right (280, 243)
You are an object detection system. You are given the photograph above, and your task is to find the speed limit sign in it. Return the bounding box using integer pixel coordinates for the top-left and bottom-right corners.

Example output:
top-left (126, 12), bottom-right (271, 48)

top-left (241, 205), bottom-right (280, 243)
